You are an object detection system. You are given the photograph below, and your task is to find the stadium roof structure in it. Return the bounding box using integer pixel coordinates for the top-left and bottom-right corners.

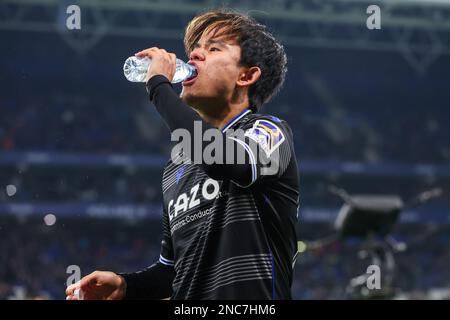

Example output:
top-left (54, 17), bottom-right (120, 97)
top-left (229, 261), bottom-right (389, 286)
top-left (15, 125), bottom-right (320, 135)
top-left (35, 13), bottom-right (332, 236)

top-left (1, 0), bottom-right (450, 73)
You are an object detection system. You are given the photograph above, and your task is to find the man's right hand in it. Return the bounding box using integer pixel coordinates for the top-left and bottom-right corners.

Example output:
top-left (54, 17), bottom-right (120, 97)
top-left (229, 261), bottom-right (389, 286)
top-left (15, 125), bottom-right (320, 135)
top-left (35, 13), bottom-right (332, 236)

top-left (65, 271), bottom-right (126, 300)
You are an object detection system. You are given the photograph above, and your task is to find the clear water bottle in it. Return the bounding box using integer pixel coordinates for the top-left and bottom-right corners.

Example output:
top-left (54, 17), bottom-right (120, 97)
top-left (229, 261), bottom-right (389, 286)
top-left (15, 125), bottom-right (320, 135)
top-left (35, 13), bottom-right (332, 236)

top-left (123, 56), bottom-right (197, 83)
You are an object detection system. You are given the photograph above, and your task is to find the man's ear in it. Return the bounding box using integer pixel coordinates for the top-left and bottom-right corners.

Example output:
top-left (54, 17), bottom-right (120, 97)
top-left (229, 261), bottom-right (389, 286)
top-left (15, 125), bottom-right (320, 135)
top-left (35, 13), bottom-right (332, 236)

top-left (236, 66), bottom-right (261, 88)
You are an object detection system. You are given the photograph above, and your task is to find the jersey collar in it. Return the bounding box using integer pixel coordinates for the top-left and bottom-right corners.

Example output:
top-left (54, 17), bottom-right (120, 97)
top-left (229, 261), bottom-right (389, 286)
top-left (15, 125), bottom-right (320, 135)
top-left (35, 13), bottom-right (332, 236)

top-left (221, 108), bottom-right (252, 133)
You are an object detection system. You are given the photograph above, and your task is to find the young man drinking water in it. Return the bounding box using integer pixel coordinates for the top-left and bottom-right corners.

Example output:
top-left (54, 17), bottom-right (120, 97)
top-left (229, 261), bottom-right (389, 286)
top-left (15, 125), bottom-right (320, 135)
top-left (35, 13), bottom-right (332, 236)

top-left (66, 9), bottom-right (299, 300)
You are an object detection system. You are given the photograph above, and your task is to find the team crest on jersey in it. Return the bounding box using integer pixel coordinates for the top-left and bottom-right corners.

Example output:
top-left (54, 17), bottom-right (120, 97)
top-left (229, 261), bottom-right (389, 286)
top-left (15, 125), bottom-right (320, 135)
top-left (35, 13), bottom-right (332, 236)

top-left (244, 119), bottom-right (285, 157)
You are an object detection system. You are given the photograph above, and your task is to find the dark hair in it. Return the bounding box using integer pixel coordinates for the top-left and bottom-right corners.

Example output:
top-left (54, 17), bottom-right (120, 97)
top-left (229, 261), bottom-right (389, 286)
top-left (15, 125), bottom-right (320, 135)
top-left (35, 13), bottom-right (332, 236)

top-left (184, 9), bottom-right (287, 111)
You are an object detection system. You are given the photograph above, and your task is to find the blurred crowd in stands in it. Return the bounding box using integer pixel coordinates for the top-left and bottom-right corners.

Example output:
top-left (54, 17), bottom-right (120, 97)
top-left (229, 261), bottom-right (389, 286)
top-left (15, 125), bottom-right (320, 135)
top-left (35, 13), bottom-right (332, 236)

top-left (1, 217), bottom-right (449, 300)
top-left (1, 90), bottom-right (449, 164)
top-left (1, 163), bottom-right (448, 208)
top-left (0, 165), bottom-right (162, 203)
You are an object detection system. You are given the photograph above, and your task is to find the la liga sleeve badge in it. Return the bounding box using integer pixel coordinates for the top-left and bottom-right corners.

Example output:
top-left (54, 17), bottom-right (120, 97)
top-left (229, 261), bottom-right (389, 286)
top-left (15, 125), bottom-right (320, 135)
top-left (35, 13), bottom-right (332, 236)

top-left (244, 119), bottom-right (286, 157)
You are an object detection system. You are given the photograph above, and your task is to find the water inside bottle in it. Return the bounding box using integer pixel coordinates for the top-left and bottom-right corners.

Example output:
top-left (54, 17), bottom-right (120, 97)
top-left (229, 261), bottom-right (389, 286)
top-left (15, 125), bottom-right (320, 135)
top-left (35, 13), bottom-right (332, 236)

top-left (123, 56), bottom-right (150, 82)
top-left (123, 56), bottom-right (197, 83)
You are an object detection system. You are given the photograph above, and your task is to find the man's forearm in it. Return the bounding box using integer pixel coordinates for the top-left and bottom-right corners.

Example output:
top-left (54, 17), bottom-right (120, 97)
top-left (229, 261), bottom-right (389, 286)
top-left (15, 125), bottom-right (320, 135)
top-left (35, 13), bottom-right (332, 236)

top-left (119, 262), bottom-right (175, 300)
top-left (146, 75), bottom-right (253, 184)
top-left (147, 75), bottom-right (211, 135)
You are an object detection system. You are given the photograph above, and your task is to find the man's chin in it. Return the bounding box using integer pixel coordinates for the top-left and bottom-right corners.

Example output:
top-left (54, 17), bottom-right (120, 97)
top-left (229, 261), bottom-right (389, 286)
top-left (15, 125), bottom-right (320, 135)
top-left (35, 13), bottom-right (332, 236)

top-left (180, 93), bottom-right (201, 109)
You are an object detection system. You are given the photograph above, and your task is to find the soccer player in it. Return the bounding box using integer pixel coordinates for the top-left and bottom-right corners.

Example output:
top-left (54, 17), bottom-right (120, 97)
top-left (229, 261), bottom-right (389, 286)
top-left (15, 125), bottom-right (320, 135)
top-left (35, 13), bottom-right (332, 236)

top-left (66, 9), bottom-right (299, 300)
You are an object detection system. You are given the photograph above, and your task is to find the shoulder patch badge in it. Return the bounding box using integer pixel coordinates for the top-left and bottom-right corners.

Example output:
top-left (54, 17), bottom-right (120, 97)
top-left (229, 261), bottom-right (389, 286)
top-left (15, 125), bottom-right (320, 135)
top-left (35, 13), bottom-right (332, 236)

top-left (244, 119), bottom-right (286, 157)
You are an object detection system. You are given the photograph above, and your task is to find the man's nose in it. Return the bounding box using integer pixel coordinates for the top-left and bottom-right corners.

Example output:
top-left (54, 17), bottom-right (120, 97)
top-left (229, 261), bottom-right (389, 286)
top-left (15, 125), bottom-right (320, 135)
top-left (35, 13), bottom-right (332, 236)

top-left (189, 48), bottom-right (206, 62)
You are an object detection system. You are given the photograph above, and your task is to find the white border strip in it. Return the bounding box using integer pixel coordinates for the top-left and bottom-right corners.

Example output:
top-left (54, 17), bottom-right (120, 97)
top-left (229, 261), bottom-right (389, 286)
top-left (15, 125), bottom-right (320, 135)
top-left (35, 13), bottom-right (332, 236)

top-left (222, 110), bottom-right (251, 133)
top-left (159, 254), bottom-right (174, 266)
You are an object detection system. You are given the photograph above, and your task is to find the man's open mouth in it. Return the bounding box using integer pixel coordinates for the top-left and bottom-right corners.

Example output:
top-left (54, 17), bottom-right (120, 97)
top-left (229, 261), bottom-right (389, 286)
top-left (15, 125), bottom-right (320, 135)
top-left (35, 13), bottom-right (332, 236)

top-left (182, 73), bottom-right (198, 86)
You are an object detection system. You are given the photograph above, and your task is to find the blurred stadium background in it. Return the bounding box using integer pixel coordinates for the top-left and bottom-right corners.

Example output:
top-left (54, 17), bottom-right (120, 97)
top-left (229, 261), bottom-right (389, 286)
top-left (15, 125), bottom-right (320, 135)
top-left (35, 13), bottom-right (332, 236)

top-left (1, 0), bottom-right (450, 300)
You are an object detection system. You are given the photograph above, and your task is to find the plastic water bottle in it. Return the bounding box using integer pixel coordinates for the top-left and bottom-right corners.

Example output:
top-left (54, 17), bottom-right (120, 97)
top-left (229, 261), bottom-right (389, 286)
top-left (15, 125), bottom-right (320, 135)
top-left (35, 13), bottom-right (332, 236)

top-left (123, 56), bottom-right (197, 83)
